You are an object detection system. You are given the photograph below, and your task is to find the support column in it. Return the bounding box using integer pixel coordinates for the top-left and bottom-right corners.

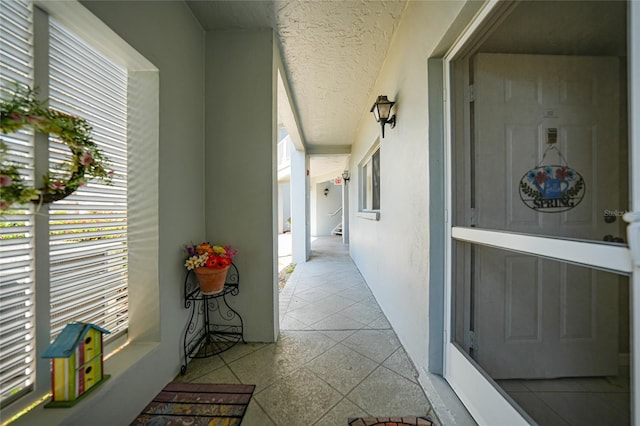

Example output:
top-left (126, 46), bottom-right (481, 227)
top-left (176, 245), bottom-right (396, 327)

top-left (342, 179), bottom-right (350, 244)
top-left (291, 148), bottom-right (309, 263)
top-left (205, 30), bottom-right (278, 342)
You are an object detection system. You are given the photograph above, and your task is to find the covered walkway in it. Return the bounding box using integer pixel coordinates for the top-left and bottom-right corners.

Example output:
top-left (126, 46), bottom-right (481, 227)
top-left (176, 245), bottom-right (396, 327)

top-left (176, 237), bottom-right (458, 425)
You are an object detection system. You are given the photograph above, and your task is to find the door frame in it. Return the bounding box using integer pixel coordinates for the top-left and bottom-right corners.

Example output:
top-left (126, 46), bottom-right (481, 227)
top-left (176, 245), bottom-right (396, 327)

top-left (442, 1), bottom-right (639, 424)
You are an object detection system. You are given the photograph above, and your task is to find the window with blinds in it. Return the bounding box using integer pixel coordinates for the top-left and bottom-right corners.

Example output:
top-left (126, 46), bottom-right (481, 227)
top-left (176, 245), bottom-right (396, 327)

top-left (0, 0), bottom-right (35, 407)
top-left (1, 3), bottom-right (130, 410)
top-left (48, 19), bottom-right (128, 341)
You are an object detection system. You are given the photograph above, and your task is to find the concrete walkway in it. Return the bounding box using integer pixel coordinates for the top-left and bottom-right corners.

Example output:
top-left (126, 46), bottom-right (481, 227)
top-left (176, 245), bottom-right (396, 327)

top-left (176, 236), bottom-right (453, 425)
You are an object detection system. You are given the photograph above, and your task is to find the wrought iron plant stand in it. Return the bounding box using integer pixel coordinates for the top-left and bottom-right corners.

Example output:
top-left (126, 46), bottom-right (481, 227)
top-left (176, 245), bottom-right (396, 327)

top-left (181, 263), bottom-right (244, 374)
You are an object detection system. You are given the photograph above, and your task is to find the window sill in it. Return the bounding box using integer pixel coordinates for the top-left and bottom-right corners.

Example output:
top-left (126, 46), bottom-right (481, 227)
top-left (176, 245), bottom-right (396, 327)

top-left (10, 341), bottom-right (159, 426)
top-left (357, 211), bottom-right (380, 221)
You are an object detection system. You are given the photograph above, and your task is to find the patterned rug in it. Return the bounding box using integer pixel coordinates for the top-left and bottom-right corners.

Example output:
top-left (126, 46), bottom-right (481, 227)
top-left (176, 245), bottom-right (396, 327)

top-left (348, 417), bottom-right (434, 426)
top-left (130, 383), bottom-right (255, 426)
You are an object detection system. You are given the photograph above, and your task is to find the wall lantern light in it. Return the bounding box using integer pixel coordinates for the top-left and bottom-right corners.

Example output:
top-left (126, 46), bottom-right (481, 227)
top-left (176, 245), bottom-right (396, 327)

top-left (370, 95), bottom-right (396, 138)
top-left (324, 187), bottom-right (330, 197)
top-left (342, 170), bottom-right (350, 183)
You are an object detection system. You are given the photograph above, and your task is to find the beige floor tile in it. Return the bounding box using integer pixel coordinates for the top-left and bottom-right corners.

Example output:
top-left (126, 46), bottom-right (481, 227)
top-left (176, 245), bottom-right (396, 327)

top-left (227, 331), bottom-right (336, 391)
top-left (287, 304), bottom-right (335, 325)
top-left (522, 378), bottom-right (586, 392)
top-left (306, 343), bottom-right (379, 394)
top-left (254, 368), bottom-right (343, 426)
top-left (174, 355), bottom-right (224, 382)
top-left (341, 329), bottom-right (400, 363)
top-left (497, 379), bottom-right (533, 392)
top-left (279, 314), bottom-right (308, 330)
top-left (277, 330), bottom-right (339, 359)
top-left (242, 399), bottom-right (275, 426)
top-left (197, 364), bottom-right (240, 384)
top-left (382, 347), bottom-right (419, 383)
top-left (283, 295), bottom-right (310, 312)
top-left (340, 302), bottom-right (384, 324)
top-left (226, 345), bottom-right (294, 391)
top-left (347, 366), bottom-right (431, 418)
top-left (320, 329), bottom-right (358, 342)
top-left (295, 287), bottom-right (334, 302)
top-left (313, 398), bottom-right (370, 425)
top-left (536, 392), bottom-right (628, 426)
top-left (311, 294), bottom-right (358, 314)
top-left (574, 375), bottom-right (630, 393)
top-left (218, 341), bottom-right (266, 364)
top-left (508, 392), bottom-right (570, 426)
top-left (322, 281), bottom-right (360, 293)
top-left (339, 287), bottom-right (374, 302)
top-left (598, 392), bottom-right (631, 422)
top-left (365, 315), bottom-right (392, 329)
top-left (309, 312), bottom-right (367, 331)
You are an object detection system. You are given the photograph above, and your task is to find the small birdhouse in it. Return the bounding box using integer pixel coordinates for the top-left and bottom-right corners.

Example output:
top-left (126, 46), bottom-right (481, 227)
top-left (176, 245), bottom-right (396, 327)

top-left (42, 323), bottom-right (110, 407)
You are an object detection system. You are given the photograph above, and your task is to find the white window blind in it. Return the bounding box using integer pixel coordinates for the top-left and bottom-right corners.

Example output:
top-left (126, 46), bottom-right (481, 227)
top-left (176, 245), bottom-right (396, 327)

top-left (48, 19), bottom-right (128, 341)
top-left (0, 0), bottom-right (35, 407)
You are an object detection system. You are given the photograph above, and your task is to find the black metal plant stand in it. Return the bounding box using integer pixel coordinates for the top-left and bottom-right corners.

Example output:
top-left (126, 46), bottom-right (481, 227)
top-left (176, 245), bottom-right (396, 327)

top-left (181, 263), bottom-right (244, 375)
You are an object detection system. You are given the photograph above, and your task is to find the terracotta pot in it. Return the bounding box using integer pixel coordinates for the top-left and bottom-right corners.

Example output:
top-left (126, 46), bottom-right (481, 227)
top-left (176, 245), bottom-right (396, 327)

top-left (194, 265), bottom-right (230, 295)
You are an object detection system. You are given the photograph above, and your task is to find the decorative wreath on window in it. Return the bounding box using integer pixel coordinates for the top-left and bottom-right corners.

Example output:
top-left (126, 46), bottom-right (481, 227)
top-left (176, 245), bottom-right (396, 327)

top-left (0, 84), bottom-right (112, 212)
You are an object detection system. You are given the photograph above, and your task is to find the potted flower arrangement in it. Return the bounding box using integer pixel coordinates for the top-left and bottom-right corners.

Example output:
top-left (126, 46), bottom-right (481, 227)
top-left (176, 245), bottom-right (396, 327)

top-left (184, 243), bottom-right (237, 295)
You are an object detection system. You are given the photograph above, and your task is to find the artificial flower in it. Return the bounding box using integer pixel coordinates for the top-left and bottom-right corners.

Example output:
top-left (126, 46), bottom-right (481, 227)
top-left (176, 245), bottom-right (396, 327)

top-left (185, 242), bottom-right (237, 270)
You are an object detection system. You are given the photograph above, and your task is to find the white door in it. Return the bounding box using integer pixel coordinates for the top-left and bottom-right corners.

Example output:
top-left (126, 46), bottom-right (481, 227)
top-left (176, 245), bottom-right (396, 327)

top-left (442, 3), bottom-right (639, 423)
top-left (474, 54), bottom-right (621, 379)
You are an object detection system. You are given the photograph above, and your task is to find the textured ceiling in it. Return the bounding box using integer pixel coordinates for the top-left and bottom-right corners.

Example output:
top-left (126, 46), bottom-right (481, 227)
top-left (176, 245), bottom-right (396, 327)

top-left (186, 0), bottom-right (407, 150)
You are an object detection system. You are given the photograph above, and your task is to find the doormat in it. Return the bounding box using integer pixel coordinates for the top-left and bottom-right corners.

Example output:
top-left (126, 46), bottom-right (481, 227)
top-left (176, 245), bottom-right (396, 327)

top-left (130, 382), bottom-right (255, 426)
top-left (348, 417), bottom-right (433, 426)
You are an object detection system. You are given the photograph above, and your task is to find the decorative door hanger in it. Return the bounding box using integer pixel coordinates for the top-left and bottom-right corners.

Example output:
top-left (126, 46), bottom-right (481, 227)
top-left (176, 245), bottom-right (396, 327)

top-left (519, 129), bottom-right (585, 213)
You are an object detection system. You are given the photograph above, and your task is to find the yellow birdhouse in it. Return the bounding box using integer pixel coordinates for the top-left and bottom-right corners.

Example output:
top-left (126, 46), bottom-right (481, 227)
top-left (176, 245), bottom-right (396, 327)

top-left (42, 323), bottom-right (110, 407)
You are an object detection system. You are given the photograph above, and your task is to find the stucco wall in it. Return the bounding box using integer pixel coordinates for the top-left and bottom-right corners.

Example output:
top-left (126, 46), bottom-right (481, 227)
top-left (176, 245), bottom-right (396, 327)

top-left (205, 29), bottom-right (278, 343)
top-left (348, 1), bottom-right (467, 378)
top-left (312, 180), bottom-right (343, 236)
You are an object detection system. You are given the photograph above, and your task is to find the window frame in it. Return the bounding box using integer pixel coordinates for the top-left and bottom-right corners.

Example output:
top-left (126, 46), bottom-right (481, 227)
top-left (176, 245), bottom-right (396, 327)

top-left (357, 141), bottom-right (381, 221)
top-left (1, 2), bottom-right (160, 418)
top-left (0, 0), bottom-right (36, 408)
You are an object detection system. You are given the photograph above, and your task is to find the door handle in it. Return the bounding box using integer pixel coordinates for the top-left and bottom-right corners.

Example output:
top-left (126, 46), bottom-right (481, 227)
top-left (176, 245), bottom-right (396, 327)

top-left (624, 211), bottom-right (640, 266)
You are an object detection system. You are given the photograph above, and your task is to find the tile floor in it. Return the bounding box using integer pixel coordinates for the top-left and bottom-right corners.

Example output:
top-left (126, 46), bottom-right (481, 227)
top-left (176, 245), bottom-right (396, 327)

top-left (175, 236), bottom-right (440, 425)
top-left (497, 369), bottom-right (631, 425)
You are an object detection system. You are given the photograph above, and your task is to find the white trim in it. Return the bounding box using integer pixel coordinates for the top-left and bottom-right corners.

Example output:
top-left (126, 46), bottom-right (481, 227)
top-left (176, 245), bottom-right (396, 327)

top-left (445, 343), bottom-right (530, 426)
top-left (452, 227), bottom-right (633, 275)
top-left (358, 142), bottom-right (380, 213)
top-left (442, 0), bottom-right (636, 423)
top-left (628, 2), bottom-right (640, 425)
top-left (356, 211), bottom-right (380, 221)
top-left (33, 0), bottom-right (155, 71)
top-left (444, 0), bottom-right (502, 62)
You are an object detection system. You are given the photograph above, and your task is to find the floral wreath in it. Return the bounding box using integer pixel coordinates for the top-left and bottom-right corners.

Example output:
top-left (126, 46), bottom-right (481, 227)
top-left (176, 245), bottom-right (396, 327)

top-left (0, 84), bottom-right (112, 211)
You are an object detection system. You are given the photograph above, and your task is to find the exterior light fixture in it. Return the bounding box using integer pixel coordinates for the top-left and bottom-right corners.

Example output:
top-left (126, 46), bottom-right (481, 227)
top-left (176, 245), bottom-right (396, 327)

top-left (342, 170), bottom-right (350, 183)
top-left (370, 95), bottom-right (396, 138)
top-left (324, 188), bottom-right (329, 197)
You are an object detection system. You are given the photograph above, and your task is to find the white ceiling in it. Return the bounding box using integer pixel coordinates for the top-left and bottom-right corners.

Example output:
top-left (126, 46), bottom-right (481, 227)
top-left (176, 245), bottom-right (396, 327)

top-left (186, 0), bottom-right (407, 151)
top-left (480, 1), bottom-right (626, 57)
top-left (185, 0), bottom-right (625, 179)
top-left (309, 154), bottom-right (349, 180)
